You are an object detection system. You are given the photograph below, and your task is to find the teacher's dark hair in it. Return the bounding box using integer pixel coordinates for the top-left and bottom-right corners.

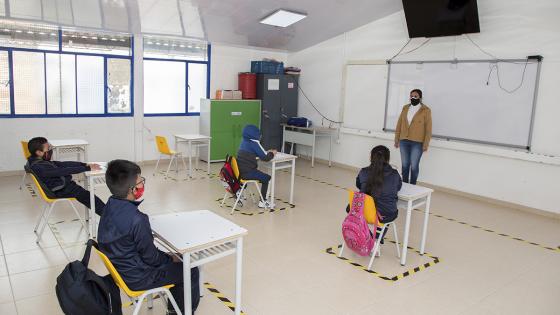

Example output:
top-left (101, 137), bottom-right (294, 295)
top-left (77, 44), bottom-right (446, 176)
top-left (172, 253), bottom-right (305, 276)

top-left (365, 145), bottom-right (391, 196)
top-left (106, 159), bottom-right (141, 198)
top-left (410, 89), bottom-right (423, 98)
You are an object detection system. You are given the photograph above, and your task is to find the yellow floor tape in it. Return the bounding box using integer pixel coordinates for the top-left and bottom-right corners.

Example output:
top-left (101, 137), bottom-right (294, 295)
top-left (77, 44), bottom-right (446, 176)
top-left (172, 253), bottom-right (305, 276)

top-left (204, 282), bottom-right (246, 314)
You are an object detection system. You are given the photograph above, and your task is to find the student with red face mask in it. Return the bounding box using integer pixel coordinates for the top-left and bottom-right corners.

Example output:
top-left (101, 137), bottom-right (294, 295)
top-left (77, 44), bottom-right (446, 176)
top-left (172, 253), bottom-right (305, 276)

top-left (26, 137), bottom-right (105, 215)
top-left (98, 159), bottom-right (200, 315)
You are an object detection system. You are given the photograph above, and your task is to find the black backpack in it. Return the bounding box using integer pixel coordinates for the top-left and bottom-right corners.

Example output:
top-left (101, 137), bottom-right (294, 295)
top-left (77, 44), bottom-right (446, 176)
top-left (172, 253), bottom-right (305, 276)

top-left (56, 240), bottom-right (123, 315)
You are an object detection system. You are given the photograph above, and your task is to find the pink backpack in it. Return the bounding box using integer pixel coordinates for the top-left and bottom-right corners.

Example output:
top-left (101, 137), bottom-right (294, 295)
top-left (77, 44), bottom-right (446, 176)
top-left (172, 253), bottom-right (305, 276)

top-left (341, 192), bottom-right (376, 256)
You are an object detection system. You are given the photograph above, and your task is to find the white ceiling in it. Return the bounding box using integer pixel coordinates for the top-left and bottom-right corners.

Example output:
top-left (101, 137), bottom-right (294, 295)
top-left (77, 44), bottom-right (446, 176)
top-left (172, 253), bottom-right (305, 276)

top-left (0, 0), bottom-right (402, 51)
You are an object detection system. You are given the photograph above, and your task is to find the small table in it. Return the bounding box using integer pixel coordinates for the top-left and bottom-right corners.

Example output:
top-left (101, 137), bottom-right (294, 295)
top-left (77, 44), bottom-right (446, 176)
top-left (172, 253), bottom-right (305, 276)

top-left (50, 139), bottom-right (89, 162)
top-left (281, 124), bottom-right (336, 167)
top-left (262, 152), bottom-right (297, 205)
top-left (397, 183), bottom-right (433, 265)
top-left (174, 134), bottom-right (211, 177)
top-left (150, 211), bottom-right (247, 315)
top-left (84, 162), bottom-right (107, 239)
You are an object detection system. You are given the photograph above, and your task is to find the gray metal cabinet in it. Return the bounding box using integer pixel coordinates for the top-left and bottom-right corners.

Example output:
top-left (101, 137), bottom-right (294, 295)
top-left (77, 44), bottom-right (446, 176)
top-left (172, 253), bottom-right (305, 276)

top-left (256, 74), bottom-right (299, 150)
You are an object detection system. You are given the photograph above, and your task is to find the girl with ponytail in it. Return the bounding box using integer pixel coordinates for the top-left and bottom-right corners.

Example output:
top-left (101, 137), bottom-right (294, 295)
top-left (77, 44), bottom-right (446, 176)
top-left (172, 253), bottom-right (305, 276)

top-left (355, 145), bottom-right (402, 224)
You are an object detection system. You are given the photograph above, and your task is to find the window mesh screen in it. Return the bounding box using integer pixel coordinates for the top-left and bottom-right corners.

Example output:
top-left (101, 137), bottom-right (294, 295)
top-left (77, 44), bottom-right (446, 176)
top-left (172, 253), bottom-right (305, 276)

top-left (13, 51), bottom-right (46, 114)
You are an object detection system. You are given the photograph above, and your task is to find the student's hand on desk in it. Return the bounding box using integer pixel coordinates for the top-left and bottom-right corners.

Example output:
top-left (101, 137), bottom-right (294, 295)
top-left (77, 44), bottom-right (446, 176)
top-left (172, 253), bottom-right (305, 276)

top-left (269, 149), bottom-right (278, 155)
top-left (88, 163), bottom-right (101, 171)
top-left (169, 253), bottom-right (182, 263)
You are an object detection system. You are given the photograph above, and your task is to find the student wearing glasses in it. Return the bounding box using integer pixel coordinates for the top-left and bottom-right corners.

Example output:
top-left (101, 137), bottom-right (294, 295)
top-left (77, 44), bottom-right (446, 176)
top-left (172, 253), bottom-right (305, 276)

top-left (97, 159), bottom-right (200, 315)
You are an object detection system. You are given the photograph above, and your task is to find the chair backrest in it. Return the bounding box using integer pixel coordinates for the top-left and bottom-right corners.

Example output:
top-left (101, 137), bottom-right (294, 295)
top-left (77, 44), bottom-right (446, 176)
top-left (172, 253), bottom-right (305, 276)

top-left (30, 173), bottom-right (57, 202)
top-left (230, 156), bottom-right (241, 179)
top-left (21, 141), bottom-right (31, 159)
top-left (155, 136), bottom-right (172, 155)
top-left (93, 248), bottom-right (141, 298)
top-left (348, 191), bottom-right (378, 225)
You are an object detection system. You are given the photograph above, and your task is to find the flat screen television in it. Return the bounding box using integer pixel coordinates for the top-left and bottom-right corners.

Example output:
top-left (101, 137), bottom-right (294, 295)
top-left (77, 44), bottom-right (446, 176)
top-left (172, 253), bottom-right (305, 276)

top-left (402, 0), bottom-right (480, 38)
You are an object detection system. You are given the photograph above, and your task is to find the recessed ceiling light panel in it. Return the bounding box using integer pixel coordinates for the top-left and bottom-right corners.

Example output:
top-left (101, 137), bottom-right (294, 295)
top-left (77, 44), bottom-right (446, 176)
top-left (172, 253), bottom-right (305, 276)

top-left (260, 9), bottom-right (307, 27)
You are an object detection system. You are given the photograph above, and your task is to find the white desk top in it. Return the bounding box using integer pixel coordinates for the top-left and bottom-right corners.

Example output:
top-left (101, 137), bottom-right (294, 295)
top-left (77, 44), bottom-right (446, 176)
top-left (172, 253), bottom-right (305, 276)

top-left (85, 162), bottom-right (107, 177)
top-left (174, 134), bottom-right (211, 141)
top-left (150, 210), bottom-right (248, 253)
top-left (50, 139), bottom-right (89, 147)
top-left (398, 183), bottom-right (434, 200)
top-left (269, 152), bottom-right (297, 162)
top-left (281, 124), bottom-right (337, 133)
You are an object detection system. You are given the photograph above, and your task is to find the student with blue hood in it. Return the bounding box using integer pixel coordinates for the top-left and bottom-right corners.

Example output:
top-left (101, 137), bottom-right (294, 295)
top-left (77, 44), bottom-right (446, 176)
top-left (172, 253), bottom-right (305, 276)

top-left (236, 124), bottom-right (277, 208)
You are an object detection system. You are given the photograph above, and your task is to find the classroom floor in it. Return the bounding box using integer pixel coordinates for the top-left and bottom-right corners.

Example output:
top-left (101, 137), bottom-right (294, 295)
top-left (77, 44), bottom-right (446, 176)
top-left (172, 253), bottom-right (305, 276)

top-left (0, 159), bottom-right (559, 315)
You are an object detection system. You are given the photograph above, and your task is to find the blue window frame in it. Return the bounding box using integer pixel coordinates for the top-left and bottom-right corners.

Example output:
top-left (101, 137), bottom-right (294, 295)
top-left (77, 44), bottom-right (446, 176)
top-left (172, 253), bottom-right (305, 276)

top-left (0, 29), bottom-right (134, 118)
top-left (143, 44), bottom-right (211, 117)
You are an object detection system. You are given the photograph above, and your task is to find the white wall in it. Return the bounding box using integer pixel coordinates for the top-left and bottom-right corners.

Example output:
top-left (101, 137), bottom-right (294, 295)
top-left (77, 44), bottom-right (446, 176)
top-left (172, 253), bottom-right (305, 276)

top-left (288, 0), bottom-right (560, 214)
top-left (0, 43), bottom-right (287, 171)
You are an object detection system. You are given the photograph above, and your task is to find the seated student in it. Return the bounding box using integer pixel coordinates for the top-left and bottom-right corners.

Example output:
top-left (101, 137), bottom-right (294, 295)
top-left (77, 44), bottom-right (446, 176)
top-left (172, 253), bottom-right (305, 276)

top-left (98, 159), bottom-right (199, 315)
top-left (26, 137), bottom-right (105, 215)
top-left (353, 145), bottom-right (402, 240)
top-left (237, 124), bottom-right (277, 208)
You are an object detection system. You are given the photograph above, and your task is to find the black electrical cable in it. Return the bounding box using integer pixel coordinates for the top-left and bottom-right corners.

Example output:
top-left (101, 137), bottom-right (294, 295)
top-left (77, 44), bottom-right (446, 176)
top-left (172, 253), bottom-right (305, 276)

top-left (388, 38), bottom-right (412, 61)
top-left (399, 38), bottom-right (432, 56)
top-left (295, 81), bottom-right (343, 124)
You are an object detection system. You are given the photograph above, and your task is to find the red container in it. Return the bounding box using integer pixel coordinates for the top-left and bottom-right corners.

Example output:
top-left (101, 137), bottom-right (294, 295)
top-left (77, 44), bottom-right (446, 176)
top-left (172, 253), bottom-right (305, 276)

top-left (238, 72), bottom-right (257, 99)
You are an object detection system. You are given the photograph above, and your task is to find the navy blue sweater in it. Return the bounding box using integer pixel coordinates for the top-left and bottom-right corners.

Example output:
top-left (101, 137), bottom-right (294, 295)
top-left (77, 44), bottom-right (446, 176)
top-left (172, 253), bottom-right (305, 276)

top-left (26, 156), bottom-right (90, 192)
top-left (237, 125), bottom-right (273, 176)
top-left (356, 164), bottom-right (402, 217)
top-left (97, 197), bottom-right (172, 290)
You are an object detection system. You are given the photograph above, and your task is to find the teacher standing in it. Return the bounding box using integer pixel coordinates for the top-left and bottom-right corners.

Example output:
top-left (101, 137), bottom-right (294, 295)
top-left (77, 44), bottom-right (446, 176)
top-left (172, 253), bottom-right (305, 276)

top-left (394, 89), bottom-right (432, 185)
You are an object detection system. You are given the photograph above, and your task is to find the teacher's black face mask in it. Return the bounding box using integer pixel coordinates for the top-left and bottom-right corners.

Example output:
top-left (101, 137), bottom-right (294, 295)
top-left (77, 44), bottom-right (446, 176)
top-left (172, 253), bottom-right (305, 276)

top-left (410, 98), bottom-right (420, 106)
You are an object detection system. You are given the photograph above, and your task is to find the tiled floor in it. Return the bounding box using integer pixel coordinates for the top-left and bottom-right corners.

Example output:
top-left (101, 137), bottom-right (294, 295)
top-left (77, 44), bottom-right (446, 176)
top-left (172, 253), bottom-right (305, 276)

top-left (0, 159), bottom-right (559, 315)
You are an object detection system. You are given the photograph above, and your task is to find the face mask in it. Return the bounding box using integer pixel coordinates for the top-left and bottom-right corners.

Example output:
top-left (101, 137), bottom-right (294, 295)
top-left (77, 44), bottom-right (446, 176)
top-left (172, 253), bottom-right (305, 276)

top-left (410, 98), bottom-right (420, 106)
top-left (43, 149), bottom-right (53, 161)
top-left (133, 186), bottom-right (144, 200)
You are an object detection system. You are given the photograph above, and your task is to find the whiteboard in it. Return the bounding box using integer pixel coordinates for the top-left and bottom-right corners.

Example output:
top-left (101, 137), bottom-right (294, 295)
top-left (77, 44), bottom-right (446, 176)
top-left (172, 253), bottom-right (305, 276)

top-left (342, 63), bottom-right (388, 131)
top-left (384, 60), bottom-right (541, 149)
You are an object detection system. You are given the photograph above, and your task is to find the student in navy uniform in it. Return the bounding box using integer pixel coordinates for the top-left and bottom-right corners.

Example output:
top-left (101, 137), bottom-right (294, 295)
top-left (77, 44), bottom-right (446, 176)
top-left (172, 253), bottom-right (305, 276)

top-left (97, 159), bottom-right (199, 315)
top-left (26, 137), bottom-right (105, 215)
top-left (353, 145), bottom-right (402, 242)
top-left (236, 124), bottom-right (276, 208)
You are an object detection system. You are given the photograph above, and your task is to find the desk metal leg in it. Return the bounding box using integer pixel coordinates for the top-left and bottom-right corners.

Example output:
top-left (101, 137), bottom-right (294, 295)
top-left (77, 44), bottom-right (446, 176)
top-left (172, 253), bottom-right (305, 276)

top-left (183, 253), bottom-right (192, 315)
top-left (234, 238), bottom-right (243, 315)
top-left (420, 194), bottom-right (431, 255)
top-left (328, 134), bottom-right (332, 167)
top-left (311, 130), bottom-right (316, 167)
top-left (289, 159), bottom-right (295, 205)
top-left (188, 140), bottom-right (193, 178)
top-left (207, 140), bottom-right (211, 175)
top-left (400, 200), bottom-right (413, 266)
top-left (269, 162), bottom-right (276, 203)
top-left (88, 176), bottom-right (95, 238)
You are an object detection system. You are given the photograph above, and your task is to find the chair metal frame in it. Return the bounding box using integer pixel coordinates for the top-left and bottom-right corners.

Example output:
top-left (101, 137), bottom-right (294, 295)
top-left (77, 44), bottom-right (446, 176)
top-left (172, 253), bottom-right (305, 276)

top-left (153, 136), bottom-right (187, 179)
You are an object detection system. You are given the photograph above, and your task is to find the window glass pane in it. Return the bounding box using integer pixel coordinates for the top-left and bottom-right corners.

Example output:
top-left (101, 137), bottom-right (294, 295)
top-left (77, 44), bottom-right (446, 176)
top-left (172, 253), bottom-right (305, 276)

top-left (0, 20), bottom-right (59, 50)
top-left (143, 36), bottom-right (207, 61)
top-left (107, 58), bottom-right (131, 113)
top-left (13, 51), bottom-right (45, 114)
top-left (76, 55), bottom-right (104, 114)
top-left (188, 63), bottom-right (207, 113)
top-left (62, 29), bottom-right (131, 56)
top-left (0, 51), bottom-right (10, 114)
top-left (46, 54), bottom-right (76, 114)
top-left (144, 60), bottom-right (186, 114)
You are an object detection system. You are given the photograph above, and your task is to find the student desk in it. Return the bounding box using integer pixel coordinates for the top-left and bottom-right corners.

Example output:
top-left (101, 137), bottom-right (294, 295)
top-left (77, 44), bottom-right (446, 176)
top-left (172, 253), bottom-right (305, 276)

top-left (50, 139), bottom-right (89, 162)
top-left (150, 211), bottom-right (247, 315)
top-left (261, 152), bottom-right (297, 205)
top-left (397, 183), bottom-right (433, 265)
top-left (174, 134), bottom-right (211, 177)
top-left (84, 162), bottom-right (107, 239)
top-left (281, 124), bottom-right (336, 167)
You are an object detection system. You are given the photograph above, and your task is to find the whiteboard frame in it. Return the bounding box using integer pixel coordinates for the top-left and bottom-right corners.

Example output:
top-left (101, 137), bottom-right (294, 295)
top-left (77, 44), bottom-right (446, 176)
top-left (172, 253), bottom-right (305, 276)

top-left (383, 58), bottom-right (542, 150)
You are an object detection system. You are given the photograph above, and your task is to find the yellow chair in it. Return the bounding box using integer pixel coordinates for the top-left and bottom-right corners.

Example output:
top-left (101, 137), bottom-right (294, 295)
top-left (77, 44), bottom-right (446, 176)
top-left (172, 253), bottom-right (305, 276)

top-left (338, 191), bottom-right (401, 270)
top-left (153, 136), bottom-right (187, 179)
top-left (30, 173), bottom-right (89, 243)
top-left (94, 248), bottom-right (182, 315)
top-left (220, 156), bottom-right (268, 214)
top-left (19, 141), bottom-right (31, 190)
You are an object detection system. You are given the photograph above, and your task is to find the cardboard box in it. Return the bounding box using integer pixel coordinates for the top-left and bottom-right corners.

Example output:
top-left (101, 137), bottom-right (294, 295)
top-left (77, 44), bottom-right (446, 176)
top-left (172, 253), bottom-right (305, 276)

top-left (216, 90), bottom-right (243, 100)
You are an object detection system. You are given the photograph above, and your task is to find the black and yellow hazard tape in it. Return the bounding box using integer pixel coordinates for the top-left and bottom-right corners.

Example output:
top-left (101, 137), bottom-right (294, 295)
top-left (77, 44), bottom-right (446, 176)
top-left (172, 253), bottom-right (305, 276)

top-left (157, 169), bottom-right (219, 181)
top-left (25, 183), bottom-right (37, 197)
top-left (215, 196), bottom-right (295, 216)
top-left (325, 242), bottom-right (440, 282)
top-left (204, 282), bottom-right (246, 314)
top-left (289, 171), bottom-right (560, 254)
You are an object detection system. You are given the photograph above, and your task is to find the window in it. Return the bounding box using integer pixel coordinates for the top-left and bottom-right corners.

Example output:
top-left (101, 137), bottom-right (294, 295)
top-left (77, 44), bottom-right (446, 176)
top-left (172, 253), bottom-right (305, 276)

top-left (0, 20), bottom-right (133, 117)
top-left (143, 36), bottom-right (209, 116)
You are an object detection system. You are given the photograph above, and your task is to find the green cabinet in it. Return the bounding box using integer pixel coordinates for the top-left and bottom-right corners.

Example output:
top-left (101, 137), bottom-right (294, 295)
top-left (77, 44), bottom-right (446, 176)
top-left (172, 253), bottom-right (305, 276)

top-left (200, 99), bottom-right (261, 161)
